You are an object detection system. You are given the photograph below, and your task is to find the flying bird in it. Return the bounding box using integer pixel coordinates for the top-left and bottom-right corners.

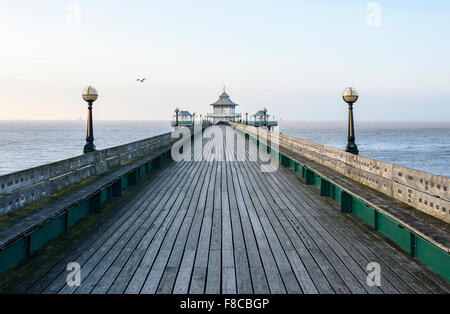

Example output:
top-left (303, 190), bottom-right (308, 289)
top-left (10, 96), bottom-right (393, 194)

top-left (137, 78), bottom-right (146, 82)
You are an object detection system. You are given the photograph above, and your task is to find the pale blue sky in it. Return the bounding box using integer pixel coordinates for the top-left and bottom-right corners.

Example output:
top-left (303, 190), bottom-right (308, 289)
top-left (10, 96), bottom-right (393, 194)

top-left (0, 0), bottom-right (449, 121)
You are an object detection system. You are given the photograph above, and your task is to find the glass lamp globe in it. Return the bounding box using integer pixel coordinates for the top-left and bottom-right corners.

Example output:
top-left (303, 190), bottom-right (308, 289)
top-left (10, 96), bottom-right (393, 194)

top-left (82, 86), bottom-right (98, 102)
top-left (342, 87), bottom-right (359, 104)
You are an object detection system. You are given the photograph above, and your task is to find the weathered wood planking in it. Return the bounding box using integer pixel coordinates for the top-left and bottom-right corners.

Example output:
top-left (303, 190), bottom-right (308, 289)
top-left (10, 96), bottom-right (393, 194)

top-left (0, 132), bottom-right (175, 216)
top-left (1, 160), bottom-right (184, 293)
top-left (1, 125), bottom-right (449, 294)
top-left (231, 123), bottom-right (450, 223)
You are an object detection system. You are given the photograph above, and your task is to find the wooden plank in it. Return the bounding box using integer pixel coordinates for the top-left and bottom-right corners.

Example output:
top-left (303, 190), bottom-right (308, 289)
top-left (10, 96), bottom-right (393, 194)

top-left (188, 131), bottom-right (221, 294)
top-left (229, 162), bottom-right (270, 294)
top-left (220, 159), bottom-right (237, 294)
top-left (235, 161), bottom-right (305, 293)
top-left (101, 161), bottom-right (200, 294)
top-left (3, 125), bottom-right (449, 295)
top-left (235, 123), bottom-right (450, 207)
top-left (58, 159), bottom-right (200, 294)
top-left (232, 163), bottom-right (289, 293)
top-left (0, 145), bottom-right (173, 250)
top-left (273, 165), bottom-right (449, 293)
top-left (261, 166), bottom-right (385, 294)
top-left (240, 160), bottom-right (334, 294)
top-left (235, 135), bottom-right (351, 294)
top-left (226, 159), bottom-right (253, 294)
top-left (242, 157), bottom-right (367, 294)
top-left (2, 161), bottom-right (179, 293)
top-left (278, 168), bottom-right (447, 294)
top-left (125, 160), bottom-right (205, 294)
top-left (28, 161), bottom-right (186, 294)
top-left (172, 157), bottom-right (216, 293)
top-left (205, 149), bottom-right (223, 294)
top-left (154, 160), bottom-right (212, 294)
top-left (96, 160), bottom-right (211, 294)
top-left (223, 135), bottom-right (253, 293)
top-left (189, 160), bottom-right (217, 293)
top-left (233, 123), bottom-right (450, 250)
top-left (278, 171), bottom-right (422, 293)
top-left (271, 162), bottom-right (450, 293)
top-left (277, 144), bottom-right (450, 252)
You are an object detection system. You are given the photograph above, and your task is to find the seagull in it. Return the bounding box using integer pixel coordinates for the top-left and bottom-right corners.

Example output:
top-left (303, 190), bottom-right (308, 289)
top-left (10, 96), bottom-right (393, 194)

top-left (137, 78), bottom-right (146, 82)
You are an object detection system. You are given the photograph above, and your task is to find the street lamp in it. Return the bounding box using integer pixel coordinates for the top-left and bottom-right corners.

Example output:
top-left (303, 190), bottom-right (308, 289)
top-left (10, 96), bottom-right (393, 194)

top-left (82, 86), bottom-right (98, 154)
top-left (174, 107), bottom-right (179, 126)
top-left (342, 87), bottom-right (359, 155)
top-left (262, 107), bottom-right (267, 126)
top-left (245, 112), bottom-right (248, 125)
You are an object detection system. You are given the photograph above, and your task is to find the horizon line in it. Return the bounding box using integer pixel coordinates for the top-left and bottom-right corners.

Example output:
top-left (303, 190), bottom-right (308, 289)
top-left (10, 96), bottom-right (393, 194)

top-left (0, 119), bottom-right (449, 123)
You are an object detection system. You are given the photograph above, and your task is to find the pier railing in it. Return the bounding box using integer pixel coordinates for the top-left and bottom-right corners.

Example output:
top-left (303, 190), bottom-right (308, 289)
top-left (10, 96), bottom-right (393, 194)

top-left (231, 123), bottom-right (450, 224)
top-left (0, 123), bottom-right (448, 282)
top-left (231, 122), bottom-right (450, 280)
top-left (246, 121), bottom-right (278, 127)
top-left (0, 133), bottom-right (174, 217)
top-left (0, 125), bottom-right (210, 275)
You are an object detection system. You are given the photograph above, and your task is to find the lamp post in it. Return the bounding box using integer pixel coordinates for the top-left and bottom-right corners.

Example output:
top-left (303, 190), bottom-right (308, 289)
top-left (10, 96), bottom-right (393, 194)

top-left (192, 112), bottom-right (196, 126)
top-left (175, 107), bottom-right (179, 126)
top-left (82, 86), bottom-right (98, 154)
top-left (342, 87), bottom-right (359, 155)
top-left (262, 107), bottom-right (267, 127)
top-left (245, 112), bottom-right (248, 125)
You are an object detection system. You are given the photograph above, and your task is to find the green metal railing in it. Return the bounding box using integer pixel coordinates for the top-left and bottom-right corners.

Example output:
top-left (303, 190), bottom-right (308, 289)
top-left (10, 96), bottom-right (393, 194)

top-left (170, 120), bottom-right (193, 126)
top-left (246, 121), bottom-right (278, 127)
top-left (234, 125), bottom-right (450, 282)
top-left (0, 150), bottom-right (173, 275)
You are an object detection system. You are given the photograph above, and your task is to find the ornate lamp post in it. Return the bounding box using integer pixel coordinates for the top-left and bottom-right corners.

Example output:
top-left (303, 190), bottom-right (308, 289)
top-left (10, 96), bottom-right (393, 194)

top-left (245, 112), bottom-right (248, 125)
top-left (262, 107), bottom-right (267, 126)
top-left (342, 87), bottom-right (359, 155)
top-left (174, 107), bottom-right (179, 126)
top-left (82, 86), bottom-right (98, 154)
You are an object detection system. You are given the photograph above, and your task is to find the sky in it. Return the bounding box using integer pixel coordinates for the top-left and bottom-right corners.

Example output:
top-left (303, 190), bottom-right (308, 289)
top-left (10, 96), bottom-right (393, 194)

top-left (0, 0), bottom-right (449, 121)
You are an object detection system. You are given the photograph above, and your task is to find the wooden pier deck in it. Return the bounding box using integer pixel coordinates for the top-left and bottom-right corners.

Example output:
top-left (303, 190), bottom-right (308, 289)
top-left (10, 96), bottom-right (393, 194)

top-left (1, 126), bottom-right (449, 294)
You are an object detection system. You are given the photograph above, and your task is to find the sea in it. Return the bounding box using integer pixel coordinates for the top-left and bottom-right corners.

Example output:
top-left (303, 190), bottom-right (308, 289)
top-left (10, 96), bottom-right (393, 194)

top-left (0, 121), bottom-right (449, 178)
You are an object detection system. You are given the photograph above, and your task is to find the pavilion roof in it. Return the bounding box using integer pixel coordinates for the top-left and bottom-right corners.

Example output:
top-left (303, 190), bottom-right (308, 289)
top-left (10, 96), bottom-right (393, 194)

top-left (179, 110), bottom-right (192, 117)
top-left (253, 110), bottom-right (270, 117)
top-left (210, 89), bottom-right (239, 106)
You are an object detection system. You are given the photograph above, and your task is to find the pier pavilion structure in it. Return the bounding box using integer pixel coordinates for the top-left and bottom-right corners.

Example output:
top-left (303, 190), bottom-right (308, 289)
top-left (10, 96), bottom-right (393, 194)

top-left (246, 110), bottom-right (278, 129)
top-left (206, 88), bottom-right (241, 124)
top-left (170, 110), bottom-right (193, 127)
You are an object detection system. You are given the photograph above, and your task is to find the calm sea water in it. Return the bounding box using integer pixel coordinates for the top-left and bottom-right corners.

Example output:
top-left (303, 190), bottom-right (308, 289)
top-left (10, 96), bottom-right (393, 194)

top-left (0, 121), bottom-right (172, 176)
top-left (0, 121), bottom-right (449, 178)
top-left (279, 121), bottom-right (450, 178)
